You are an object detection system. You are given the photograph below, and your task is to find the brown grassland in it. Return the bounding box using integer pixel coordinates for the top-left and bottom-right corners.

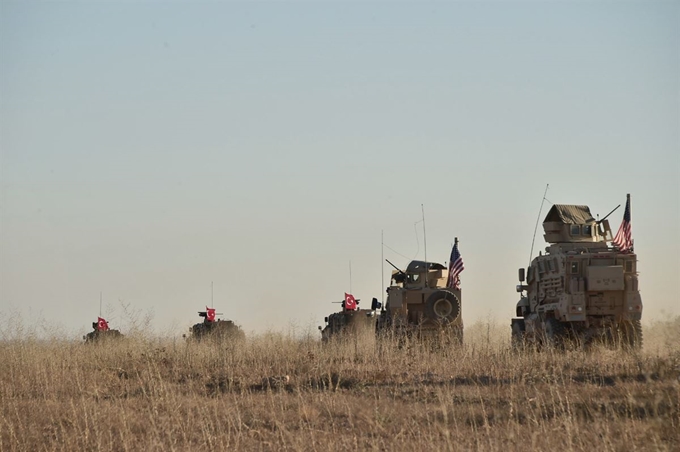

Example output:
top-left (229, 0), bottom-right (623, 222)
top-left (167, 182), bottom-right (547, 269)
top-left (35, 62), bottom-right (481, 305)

top-left (1, 317), bottom-right (679, 451)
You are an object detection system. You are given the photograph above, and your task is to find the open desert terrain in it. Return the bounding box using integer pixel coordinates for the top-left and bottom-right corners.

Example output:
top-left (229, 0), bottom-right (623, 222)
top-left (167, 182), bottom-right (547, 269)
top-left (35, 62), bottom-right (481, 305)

top-left (1, 317), bottom-right (679, 451)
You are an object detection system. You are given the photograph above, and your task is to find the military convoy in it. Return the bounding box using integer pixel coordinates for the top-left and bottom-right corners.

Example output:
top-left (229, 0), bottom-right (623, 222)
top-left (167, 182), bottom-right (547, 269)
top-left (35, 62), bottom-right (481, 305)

top-left (318, 257), bottom-right (465, 346)
top-left (79, 195), bottom-right (644, 353)
top-left (376, 260), bottom-right (464, 345)
top-left (512, 202), bottom-right (643, 349)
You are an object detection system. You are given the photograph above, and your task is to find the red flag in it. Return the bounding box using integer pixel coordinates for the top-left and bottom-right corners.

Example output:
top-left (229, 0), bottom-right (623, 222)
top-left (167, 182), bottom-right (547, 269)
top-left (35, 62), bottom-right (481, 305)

top-left (344, 293), bottom-right (357, 311)
top-left (97, 317), bottom-right (109, 331)
top-left (206, 307), bottom-right (216, 322)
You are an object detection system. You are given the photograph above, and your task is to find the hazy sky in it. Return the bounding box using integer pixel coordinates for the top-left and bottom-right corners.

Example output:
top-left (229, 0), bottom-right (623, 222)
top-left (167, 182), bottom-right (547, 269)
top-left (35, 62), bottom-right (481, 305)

top-left (1, 1), bottom-right (678, 337)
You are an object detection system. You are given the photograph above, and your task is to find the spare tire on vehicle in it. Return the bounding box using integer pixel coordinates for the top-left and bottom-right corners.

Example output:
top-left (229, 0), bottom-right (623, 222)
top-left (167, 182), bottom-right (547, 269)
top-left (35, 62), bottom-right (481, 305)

top-left (424, 290), bottom-right (460, 324)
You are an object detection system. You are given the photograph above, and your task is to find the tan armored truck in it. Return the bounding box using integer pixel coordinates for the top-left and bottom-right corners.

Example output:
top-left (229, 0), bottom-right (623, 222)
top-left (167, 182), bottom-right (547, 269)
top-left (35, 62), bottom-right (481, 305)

top-left (319, 297), bottom-right (381, 343)
top-left (376, 260), bottom-right (463, 344)
top-left (512, 204), bottom-right (643, 348)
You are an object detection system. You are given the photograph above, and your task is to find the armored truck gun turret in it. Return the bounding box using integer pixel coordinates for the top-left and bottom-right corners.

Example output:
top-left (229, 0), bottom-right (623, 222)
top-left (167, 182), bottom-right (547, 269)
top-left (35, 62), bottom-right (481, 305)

top-left (512, 200), bottom-right (643, 349)
top-left (376, 259), bottom-right (463, 345)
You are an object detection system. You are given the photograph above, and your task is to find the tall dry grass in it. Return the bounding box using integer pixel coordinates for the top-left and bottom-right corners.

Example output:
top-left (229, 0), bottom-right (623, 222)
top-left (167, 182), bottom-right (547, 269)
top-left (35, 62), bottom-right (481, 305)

top-left (1, 318), bottom-right (678, 451)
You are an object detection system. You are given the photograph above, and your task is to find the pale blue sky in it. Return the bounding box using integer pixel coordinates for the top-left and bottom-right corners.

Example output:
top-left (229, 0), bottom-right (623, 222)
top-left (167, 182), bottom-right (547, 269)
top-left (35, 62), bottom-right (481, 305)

top-left (1, 1), bottom-right (678, 337)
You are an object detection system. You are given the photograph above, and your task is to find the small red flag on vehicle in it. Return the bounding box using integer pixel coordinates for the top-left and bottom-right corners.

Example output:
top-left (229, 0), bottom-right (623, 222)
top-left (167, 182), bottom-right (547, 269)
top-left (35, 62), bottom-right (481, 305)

top-left (206, 307), bottom-right (216, 322)
top-left (344, 293), bottom-right (357, 311)
top-left (97, 317), bottom-right (109, 331)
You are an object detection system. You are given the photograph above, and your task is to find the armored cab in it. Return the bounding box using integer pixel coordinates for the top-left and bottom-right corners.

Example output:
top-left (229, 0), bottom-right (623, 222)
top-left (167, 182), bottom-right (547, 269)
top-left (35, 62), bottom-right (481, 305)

top-left (319, 297), bottom-right (381, 343)
top-left (512, 202), bottom-right (643, 348)
top-left (187, 308), bottom-right (245, 342)
top-left (376, 260), bottom-right (463, 344)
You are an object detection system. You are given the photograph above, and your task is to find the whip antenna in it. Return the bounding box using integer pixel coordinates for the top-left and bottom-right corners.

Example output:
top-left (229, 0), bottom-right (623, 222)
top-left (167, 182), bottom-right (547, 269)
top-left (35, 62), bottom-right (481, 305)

top-left (529, 184), bottom-right (550, 267)
top-left (349, 260), bottom-right (352, 294)
top-left (421, 204), bottom-right (427, 264)
top-left (381, 230), bottom-right (384, 304)
top-left (422, 204), bottom-right (428, 288)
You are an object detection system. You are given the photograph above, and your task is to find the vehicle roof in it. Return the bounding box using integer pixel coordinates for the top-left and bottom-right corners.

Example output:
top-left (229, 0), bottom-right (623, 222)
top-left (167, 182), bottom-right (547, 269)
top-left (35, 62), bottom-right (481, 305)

top-left (544, 204), bottom-right (596, 225)
top-left (406, 260), bottom-right (447, 272)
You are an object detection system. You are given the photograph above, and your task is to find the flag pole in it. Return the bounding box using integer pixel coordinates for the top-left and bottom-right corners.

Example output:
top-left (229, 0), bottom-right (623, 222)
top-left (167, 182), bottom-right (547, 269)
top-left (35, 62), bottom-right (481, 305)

top-left (99, 291), bottom-right (102, 317)
top-left (627, 193), bottom-right (632, 251)
top-left (211, 281), bottom-right (214, 308)
top-left (455, 237), bottom-right (459, 288)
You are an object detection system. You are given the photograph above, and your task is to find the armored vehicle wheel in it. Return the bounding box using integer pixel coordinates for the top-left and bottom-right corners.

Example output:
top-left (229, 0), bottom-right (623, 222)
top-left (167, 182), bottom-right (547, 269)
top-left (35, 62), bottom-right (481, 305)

top-left (543, 318), bottom-right (567, 349)
top-left (424, 290), bottom-right (460, 324)
top-left (511, 319), bottom-right (526, 349)
top-left (619, 320), bottom-right (643, 350)
top-left (454, 327), bottom-right (464, 345)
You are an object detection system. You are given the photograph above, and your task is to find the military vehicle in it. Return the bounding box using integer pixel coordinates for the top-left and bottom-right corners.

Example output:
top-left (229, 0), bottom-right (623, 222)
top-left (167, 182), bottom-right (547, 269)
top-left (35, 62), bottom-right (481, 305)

top-left (83, 317), bottom-right (123, 343)
top-left (318, 295), bottom-right (381, 343)
top-left (512, 202), bottom-right (643, 349)
top-left (376, 260), bottom-right (463, 344)
top-left (186, 307), bottom-right (245, 342)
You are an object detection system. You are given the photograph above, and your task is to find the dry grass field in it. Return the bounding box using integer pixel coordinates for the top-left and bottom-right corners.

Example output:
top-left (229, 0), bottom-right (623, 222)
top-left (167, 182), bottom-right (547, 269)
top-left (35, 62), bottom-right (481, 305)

top-left (1, 317), bottom-right (679, 451)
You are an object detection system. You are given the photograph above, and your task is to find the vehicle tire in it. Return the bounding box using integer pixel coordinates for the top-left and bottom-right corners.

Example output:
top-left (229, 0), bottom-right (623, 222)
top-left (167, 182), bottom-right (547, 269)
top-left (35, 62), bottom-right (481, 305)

top-left (424, 290), bottom-right (460, 324)
top-left (543, 318), bottom-right (566, 349)
top-left (619, 320), bottom-right (643, 350)
top-left (511, 320), bottom-right (526, 349)
top-left (454, 327), bottom-right (464, 345)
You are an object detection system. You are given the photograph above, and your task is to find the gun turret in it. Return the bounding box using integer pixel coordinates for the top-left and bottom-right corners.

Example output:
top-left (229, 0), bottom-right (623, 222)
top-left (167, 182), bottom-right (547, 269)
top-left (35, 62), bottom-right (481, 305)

top-left (597, 204), bottom-right (621, 225)
top-left (386, 259), bottom-right (407, 284)
top-left (198, 311), bottom-right (223, 323)
top-left (385, 259), bottom-right (405, 275)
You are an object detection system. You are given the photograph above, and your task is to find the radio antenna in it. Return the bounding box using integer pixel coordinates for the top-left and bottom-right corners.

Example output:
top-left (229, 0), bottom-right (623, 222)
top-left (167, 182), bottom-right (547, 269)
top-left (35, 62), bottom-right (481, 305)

top-left (381, 230), bottom-right (384, 304)
top-left (99, 291), bottom-right (102, 317)
top-left (529, 184), bottom-right (550, 267)
top-left (421, 204), bottom-right (427, 264)
top-left (349, 260), bottom-right (352, 294)
top-left (211, 281), bottom-right (214, 308)
top-left (422, 203), bottom-right (428, 288)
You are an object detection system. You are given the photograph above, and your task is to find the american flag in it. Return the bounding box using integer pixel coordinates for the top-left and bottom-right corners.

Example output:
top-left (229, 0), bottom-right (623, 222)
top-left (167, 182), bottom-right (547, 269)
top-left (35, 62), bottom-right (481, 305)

top-left (447, 240), bottom-right (464, 290)
top-left (612, 195), bottom-right (633, 252)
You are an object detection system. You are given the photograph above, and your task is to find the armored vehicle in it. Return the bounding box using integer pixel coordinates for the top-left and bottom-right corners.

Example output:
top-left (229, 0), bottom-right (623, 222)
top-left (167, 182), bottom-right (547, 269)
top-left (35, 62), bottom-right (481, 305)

top-left (84, 317), bottom-right (123, 343)
top-left (512, 202), bottom-right (642, 348)
top-left (318, 295), bottom-right (381, 343)
top-left (187, 307), bottom-right (245, 342)
top-left (376, 260), bottom-right (463, 344)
